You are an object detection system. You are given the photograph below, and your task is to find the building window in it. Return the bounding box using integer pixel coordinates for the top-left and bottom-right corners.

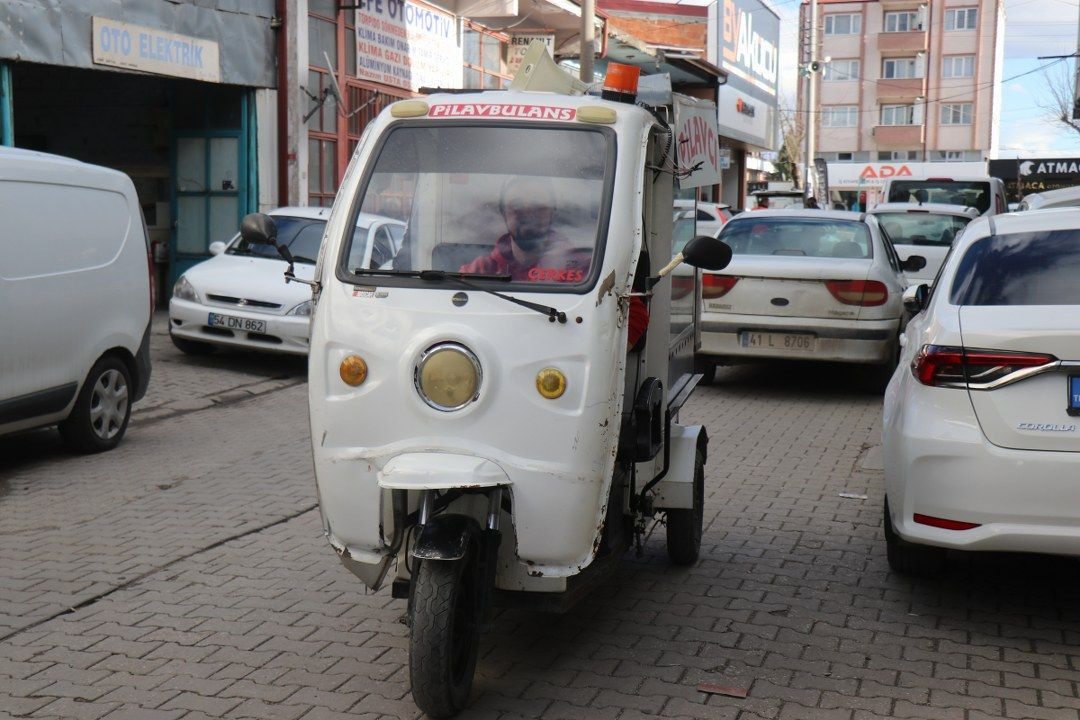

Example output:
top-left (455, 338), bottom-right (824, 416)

top-left (824, 13), bottom-right (861, 35)
top-left (940, 103), bottom-right (973, 125)
top-left (942, 56), bottom-right (975, 78)
top-left (883, 11), bottom-right (920, 32)
top-left (823, 60), bottom-right (860, 81)
top-left (878, 150), bottom-right (920, 161)
top-left (945, 8), bottom-right (978, 30)
top-left (881, 104), bottom-right (917, 125)
top-left (931, 150), bottom-right (981, 161)
top-left (463, 23), bottom-right (510, 89)
top-left (882, 57), bottom-right (921, 79)
top-left (822, 105), bottom-right (859, 128)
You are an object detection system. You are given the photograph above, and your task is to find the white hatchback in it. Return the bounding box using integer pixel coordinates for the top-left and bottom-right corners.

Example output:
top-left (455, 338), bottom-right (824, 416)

top-left (697, 210), bottom-right (925, 385)
top-left (883, 209), bottom-right (1080, 573)
top-left (169, 207), bottom-right (404, 355)
top-left (869, 202), bottom-right (979, 285)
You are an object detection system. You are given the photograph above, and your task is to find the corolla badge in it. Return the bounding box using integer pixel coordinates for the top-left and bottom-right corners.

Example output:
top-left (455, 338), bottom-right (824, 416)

top-left (1017, 422), bottom-right (1077, 432)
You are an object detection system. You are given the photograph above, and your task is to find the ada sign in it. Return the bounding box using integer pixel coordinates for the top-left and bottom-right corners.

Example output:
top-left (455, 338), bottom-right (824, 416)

top-left (92, 17), bottom-right (220, 83)
top-left (356, 0), bottom-right (462, 92)
top-left (674, 95), bottom-right (721, 189)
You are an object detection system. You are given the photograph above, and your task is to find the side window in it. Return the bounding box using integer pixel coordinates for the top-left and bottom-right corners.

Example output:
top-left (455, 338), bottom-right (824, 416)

top-left (876, 222), bottom-right (902, 272)
top-left (696, 209), bottom-right (713, 221)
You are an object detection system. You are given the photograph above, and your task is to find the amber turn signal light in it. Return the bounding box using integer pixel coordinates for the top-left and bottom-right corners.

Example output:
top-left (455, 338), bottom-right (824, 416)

top-left (536, 367), bottom-right (567, 399)
top-left (340, 355), bottom-right (368, 387)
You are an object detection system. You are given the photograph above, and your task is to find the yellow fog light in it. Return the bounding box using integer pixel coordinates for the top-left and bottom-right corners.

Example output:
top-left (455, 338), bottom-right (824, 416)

top-left (416, 343), bottom-right (481, 411)
top-left (536, 367), bottom-right (567, 399)
top-left (339, 355), bottom-right (368, 387)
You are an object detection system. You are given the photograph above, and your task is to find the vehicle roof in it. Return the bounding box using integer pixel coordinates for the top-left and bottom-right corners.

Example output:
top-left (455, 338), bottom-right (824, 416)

top-left (1020, 184), bottom-right (1080, 205)
top-left (727, 208), bottom-right (867, 222)
top-left (268, 206), bottom-right (403, 228)
top-left (674, 199), bottom-right (731, 208)
top-left (869, 202), bottom-right (979, 216)
top-left (751, 190), bottom-right (804, 197)
top-left (0, 146), bottom-right (129, 182)
top-left (885, 175), bottom-right (995, 183)
top-left (961, 207), bottom-right (1080, 243)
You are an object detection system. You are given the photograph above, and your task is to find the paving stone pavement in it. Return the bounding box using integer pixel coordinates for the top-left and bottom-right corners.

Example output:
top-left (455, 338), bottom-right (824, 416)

top-left (4, 355), bottom-right (1080, 720)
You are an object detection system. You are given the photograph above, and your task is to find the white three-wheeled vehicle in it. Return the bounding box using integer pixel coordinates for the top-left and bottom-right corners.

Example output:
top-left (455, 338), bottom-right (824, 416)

top-left (243, 51), bottom-right (731, 717)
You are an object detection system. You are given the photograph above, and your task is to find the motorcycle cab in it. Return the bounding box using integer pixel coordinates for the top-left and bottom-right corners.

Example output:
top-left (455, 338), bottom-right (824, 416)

top-left (243, 47), bottom-right (730, 718)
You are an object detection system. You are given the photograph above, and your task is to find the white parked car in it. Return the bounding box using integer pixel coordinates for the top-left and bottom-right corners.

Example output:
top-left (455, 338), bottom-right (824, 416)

top-left (696, 210), bottom-right (925, 386)
top-left (881, 175), bottom-right (1008, 216)
top-left (0, 147), bottom-right (153, 452)
top-left (673, 198), bottom-right (732, 236)
top-left (883, 209), bottom-right (1080, 573)
top-left (1018, 185), bottom-right (1080, 211)
top-left (169, 207), bottom-right (404, 355)
top-left (869, 202), bottom-right (979, 285)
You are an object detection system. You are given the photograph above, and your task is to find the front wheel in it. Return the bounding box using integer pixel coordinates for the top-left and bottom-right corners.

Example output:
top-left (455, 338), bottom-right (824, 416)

top-left (59, 356), bottom-right (132, 454)
top-left (409, 547), bottom-right (481, 717)
top-left (666, 450), bottom-right (705, 565)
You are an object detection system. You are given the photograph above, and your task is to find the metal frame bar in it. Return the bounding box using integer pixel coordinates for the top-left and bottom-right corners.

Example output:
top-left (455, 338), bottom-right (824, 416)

top-left (0, 61), bottom-right (13, 146)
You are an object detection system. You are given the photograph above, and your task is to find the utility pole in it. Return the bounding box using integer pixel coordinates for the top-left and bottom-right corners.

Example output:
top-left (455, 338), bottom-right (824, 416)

top-left (803, 0), bottom-right (819, 202)
top-left (1073, 0), bottom-right (1080, 119)
top-left (580, 0), bottom-right (596, 84)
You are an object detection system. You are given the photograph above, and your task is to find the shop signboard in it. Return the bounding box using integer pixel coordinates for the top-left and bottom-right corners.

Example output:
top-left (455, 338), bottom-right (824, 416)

top-left (92, 17), bottom-right (220, 83)
top-left (708, 0), bottom-right (779, 150)
top-left (355, 0), bottom-right (463, 92)
top-left (988, 157), bottom-right (1080, 199)
top-left (827, 161), bottom-right (985, 188)
top-left (507, 33), bottom-right (555, 76)
top-left (673, 95), bottom-right (721, 189)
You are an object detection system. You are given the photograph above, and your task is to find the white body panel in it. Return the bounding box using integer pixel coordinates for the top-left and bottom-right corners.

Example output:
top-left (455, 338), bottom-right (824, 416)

top-left (1018, 186), bottom-right (1080, 211)
top-left (698, 210), bottom-right (905, 365)
top-left (868, 202), bottom-right (978, 285)
top-left (884, 209), bottom-right (1080, 556)
top-left (308, 92), bottom-right (662, 579)
top-left (0, 147), bottom-right (150, 435)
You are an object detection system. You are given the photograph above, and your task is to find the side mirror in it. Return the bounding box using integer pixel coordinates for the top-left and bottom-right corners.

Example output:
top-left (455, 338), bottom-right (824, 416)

top-left (240, 213), bottom-right (277, 246)
top-left (903, 283), bottom-right (929, 314)
top-left (208, 241), bottom-right (227, 256)
top-left (682, 236), bottom-right (733, 271)
top-left (901, 254), bottom-right (927, 272)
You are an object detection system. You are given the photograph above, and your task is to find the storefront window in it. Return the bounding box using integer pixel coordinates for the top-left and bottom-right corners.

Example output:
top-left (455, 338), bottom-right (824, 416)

top-left (463, 23), bottom-right (510, 89)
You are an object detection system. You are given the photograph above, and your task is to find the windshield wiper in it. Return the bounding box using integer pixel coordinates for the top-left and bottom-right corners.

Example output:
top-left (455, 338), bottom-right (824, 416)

top-left (350, 268), bottom-right (567, 323)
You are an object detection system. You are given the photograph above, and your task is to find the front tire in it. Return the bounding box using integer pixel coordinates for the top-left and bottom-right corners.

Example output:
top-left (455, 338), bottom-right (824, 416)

top-left (884, 499), bottom-right (946, 575)
top-left (59, 356), bottom-right (132, 454)
top-left (666, 450), bottom-right (705, 565)
top-left (409, 546), bottom-right (481, 717)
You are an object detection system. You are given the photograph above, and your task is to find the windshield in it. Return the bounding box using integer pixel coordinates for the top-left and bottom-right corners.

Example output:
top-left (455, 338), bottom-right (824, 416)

top-left (721, 217), bottom-right (873, 259)
top-left (341, 124), bottom-right (612, 289)
top-left (951, 230), bottom-right (1080, 305)
top-left (887, 181), bottom-right (991, 213)
top-left (875, 212), bottom-right (972, 247)
top-left (230, 216), bottom-right (326, 264)
top-left (673, 216), bottom-right (696, 253)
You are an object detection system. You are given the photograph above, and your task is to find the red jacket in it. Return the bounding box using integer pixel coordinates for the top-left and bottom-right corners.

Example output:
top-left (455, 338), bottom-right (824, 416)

top-left (460, 234), bottom-right (649, 348)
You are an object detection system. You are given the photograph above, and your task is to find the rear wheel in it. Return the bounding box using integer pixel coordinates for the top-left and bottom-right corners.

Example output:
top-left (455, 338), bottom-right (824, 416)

top-left (695, 356), bottom-right (717, 386)
top-left (409, 545), bottom-right (481, 717)
top-left (170, 334), bottom-right (217, 355)
top-left (59, 357), bottom-right (132, 454)
top-left (884, 498), bottom-right (946, 575)
top-left (666, 450), bottom-right (705, 565)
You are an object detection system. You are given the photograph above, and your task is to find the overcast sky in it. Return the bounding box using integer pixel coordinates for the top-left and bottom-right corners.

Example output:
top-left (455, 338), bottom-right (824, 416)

top-left (659, 0), bottom-right (1080, 156)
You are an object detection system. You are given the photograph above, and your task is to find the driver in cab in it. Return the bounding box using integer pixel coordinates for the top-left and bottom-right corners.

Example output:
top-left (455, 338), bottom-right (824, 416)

top-left (460, 178), bottom-right (648, 349)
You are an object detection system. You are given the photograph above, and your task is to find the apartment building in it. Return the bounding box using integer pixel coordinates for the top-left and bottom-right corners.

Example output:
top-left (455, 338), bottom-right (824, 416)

top-left (799, 0), bottom-right (1004, 206)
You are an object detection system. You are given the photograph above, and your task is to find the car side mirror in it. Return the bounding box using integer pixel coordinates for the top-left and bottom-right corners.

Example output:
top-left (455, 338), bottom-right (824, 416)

top-left (901, 254), bottom-right (927, 272)
top-left (903, 283), bottom-right (929, 314)
top-left (651, 236), bottom-right (733, 286)
top-left (208, 241), bottom-right (227, 256)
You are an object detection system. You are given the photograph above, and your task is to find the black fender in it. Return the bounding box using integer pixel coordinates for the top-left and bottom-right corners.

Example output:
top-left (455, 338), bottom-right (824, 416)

top-left (412, 513), bottom-right (481, 561)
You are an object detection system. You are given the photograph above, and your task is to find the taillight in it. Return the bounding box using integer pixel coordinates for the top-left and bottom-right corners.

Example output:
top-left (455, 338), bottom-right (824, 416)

top-left (912, 344), bottom-right (1057, 387)
top-left (702, 274), bottom-right (738, 299)
top-left (671, 274), bottom-right (694, 300)
top-left (825, 280), bottom-right (888, 306)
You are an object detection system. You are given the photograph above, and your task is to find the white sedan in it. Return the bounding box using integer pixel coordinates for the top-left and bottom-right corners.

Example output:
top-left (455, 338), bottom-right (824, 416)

top-left (169, 207), bottom-right (404, 355)
top-left (696, 210), bottom-right (925, 386)
top-left (883, 209), bottom-right (1080, 573)
top-left (869, 202), bottom-right (979, 285)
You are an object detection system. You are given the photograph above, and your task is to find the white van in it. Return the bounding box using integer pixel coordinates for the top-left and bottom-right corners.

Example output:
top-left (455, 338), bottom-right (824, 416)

top-left (0, 148), bottom-right (153, 452)
top-left (881, 176), bottom-right (1007, 216)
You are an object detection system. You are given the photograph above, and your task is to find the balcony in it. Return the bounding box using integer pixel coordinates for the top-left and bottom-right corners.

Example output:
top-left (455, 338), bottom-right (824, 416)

top-left (878, 30), bottom-right (928, 55)
top-left (876, 77), bottom-right (925, 100)
top-left (873, 124), bottom-right (925, 147)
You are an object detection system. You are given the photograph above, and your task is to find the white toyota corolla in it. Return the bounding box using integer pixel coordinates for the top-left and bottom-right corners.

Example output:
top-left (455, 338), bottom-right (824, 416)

top-left (169, 206), bottom-right (404, 355)
top-left (883, 208), bottom-right (1080, 573)
top-left (697, 209), bottom-right (925, 386)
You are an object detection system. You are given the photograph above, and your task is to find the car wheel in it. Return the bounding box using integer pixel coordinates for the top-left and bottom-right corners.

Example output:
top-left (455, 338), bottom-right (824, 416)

top-left (864, 335), bottom-right (901, 393)
top-left (59, 356), bottom-right (133, 454)
top-left (170, 334), bottom-right (217, 355)
top-left (883, 498), bottom-right (946, 575)
top-left (695, 355), bottom-right (717, 386)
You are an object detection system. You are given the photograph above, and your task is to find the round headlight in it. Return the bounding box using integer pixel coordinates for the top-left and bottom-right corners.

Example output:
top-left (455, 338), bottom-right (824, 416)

top-left (415, 343), bottom-right (481, 411)
top-left (536, 367), bottom-right (567, 399)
